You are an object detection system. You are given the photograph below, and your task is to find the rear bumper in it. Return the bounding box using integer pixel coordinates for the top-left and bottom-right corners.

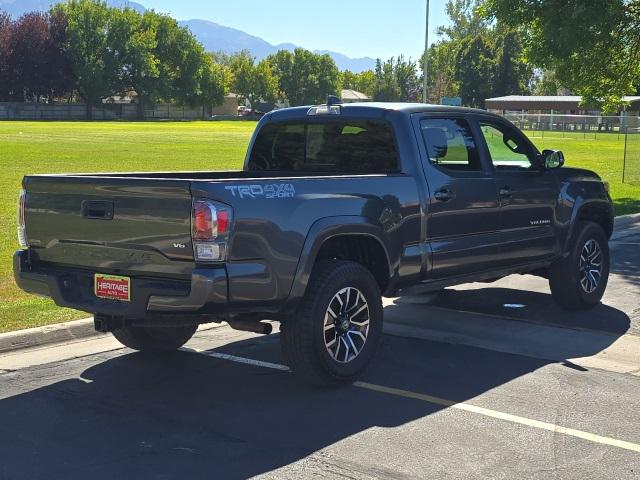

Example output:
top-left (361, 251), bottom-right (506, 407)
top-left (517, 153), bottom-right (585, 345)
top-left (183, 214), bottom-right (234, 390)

top-left (13, 250), bottom-right (228, 318)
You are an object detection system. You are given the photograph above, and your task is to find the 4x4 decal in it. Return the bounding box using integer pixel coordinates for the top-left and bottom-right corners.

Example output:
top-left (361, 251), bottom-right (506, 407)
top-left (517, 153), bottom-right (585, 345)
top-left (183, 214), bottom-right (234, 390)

top-left (225, 184), bottom-right (295, 199)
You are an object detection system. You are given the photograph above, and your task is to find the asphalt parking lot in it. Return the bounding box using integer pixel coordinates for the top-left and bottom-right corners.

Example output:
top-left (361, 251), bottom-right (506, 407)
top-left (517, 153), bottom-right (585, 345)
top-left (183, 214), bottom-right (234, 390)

top-left (1, 218), bottom-right (639, 479)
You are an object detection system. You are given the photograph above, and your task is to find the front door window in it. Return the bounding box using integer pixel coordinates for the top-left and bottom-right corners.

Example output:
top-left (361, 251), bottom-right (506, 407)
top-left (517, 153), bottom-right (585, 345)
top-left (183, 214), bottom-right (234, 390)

top-left (480, 123), bottom-right (534, 170)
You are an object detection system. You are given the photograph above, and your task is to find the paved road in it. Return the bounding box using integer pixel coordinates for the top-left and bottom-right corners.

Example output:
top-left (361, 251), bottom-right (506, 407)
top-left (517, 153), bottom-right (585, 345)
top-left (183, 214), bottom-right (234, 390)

top-left (0, 219), bottom-right (638, 479)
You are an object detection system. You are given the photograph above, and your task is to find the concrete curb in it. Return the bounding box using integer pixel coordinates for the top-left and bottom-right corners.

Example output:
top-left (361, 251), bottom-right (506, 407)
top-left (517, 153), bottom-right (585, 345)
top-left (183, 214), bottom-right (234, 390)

top-left (0, 318), bottom-right (226, 355)
top-left (0, 317), bottom-right (96, 355)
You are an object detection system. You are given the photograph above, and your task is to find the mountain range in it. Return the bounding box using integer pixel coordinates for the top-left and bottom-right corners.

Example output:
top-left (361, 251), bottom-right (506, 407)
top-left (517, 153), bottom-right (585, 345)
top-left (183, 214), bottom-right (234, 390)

top-left (0, 0), bottom-right (376, 72)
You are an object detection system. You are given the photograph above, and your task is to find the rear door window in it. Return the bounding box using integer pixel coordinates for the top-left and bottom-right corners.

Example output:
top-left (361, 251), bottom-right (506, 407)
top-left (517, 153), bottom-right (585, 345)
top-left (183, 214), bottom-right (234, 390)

top-left (420, 118), bottom-right (482, 172)
top-left (248, 120), bottom-right (399, 173)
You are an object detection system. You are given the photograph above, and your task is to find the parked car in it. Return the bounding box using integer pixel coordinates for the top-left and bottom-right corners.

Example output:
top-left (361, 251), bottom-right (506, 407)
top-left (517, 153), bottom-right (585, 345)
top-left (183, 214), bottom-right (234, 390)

top-left (14, 101), bottom-right (613, 386)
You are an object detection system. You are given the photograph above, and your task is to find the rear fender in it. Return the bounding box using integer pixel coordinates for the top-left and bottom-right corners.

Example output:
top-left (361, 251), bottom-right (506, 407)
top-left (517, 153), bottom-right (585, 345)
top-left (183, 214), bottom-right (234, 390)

top-left (287, 216), bottom-right (393, 304)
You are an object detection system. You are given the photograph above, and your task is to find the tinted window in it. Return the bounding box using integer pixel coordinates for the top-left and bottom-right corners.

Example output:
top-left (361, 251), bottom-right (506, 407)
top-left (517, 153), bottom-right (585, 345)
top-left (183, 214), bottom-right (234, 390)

top-left (248, 120), bottom-right (399, 173)
top-left (420, 118), bottom-right (481, 171)
top-left (480, 122), bottom-right (534, 170)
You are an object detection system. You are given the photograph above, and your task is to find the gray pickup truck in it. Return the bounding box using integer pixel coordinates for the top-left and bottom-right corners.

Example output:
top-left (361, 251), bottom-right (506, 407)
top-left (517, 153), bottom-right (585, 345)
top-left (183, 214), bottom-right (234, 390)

top-left (14, 101), bottom-right (613, 385)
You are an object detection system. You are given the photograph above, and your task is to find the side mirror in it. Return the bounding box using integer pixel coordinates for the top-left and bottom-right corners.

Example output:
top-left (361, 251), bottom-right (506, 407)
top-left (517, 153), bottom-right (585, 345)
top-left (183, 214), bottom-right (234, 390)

top-left (541, 149), bottom-right (564, 169)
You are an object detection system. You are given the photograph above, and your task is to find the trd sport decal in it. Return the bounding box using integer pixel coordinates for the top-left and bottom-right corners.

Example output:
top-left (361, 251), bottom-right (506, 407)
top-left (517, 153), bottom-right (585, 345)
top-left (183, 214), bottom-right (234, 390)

top-left (225, 184), bottom-right (295, 199)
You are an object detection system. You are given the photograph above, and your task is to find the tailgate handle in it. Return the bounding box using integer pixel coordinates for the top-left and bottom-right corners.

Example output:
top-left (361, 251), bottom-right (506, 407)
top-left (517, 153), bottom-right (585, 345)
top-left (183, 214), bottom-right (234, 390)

top-left (82, 200), bottom-right (114, 220)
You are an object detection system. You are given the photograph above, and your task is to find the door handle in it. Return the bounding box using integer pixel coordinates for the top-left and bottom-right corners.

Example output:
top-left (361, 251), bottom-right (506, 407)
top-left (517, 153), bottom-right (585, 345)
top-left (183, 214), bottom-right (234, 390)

top-left (499, 187), bottom-right (513, 198)
top-left (434, 189), bottom-right (454, 202)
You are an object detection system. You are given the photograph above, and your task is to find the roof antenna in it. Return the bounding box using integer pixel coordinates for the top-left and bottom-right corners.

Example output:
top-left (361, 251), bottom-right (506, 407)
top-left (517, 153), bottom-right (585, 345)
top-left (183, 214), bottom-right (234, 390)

top-left (327, 95), bottom-right (342, 106)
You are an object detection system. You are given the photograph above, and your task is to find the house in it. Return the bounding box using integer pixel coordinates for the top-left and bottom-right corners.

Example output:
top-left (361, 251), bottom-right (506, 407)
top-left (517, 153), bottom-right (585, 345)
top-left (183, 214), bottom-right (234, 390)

top-left (341, 89), bottom-right (371, 103)
top-left (485, 95), bottom-right (640, 115)
top-left (211, 93), bottom-right (242, 116)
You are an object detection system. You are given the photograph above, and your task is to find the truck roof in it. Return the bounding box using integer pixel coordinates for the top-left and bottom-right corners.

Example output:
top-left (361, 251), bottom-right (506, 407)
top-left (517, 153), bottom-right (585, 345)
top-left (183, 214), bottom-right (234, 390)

top-left (266, 102), bottom-right (497, 121)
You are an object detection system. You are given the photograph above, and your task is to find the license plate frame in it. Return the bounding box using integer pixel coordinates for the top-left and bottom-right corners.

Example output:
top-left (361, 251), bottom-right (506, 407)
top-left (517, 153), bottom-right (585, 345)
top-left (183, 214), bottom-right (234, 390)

top-left (94, 274), bottom-right (131, 302)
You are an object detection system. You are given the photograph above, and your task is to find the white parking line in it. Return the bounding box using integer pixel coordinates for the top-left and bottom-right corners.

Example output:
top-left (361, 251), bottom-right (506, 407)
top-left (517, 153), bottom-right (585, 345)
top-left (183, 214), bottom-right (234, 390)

top-left (192, 349), bottom-right (640, 454)
top-left (355, 382), bottom-right (640, 454)
top-left (203, 351), bottom-right (290, 371)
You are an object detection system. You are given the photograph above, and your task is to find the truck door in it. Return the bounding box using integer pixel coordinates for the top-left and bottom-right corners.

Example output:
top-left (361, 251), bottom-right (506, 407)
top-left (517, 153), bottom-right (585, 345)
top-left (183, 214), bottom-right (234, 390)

top-left (475, 117), bottom-right (560, 265)
top-left (415, 116), bottom-right (501, 279)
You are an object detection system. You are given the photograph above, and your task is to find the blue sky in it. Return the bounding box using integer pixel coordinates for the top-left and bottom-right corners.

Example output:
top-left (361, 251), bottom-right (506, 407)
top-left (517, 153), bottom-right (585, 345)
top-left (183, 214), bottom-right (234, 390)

top-left (138, 0), bottom-right (451, 59)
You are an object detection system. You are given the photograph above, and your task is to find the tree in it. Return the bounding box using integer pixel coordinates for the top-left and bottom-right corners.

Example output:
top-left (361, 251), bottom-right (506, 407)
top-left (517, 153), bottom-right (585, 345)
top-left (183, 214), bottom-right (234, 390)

top-left (454, 33), bottom-right (496, 107)
top-left (194, 54), bottom-right (227, 117)
top-left (109, 7), bottom-right (159, 117)
top-left (340, 70), bottom-right (357, 90)
top-left (208, 52), bottom-right (234, 92)
top-left (533, 70), bottom-right (561, 96)
top-left (355, 70), bottom-right (375, 98)
top-left (0, 11), bottom-right (13, 101)
top-left (372, 58), bottom-right (401, 102)
top-left (421, 40), bottom-right (459, 102)
top-left (438, 0), bottom-right (490, 41)
top-left (7, 13), bottom-right (53, 101)
top-left (110, 8), bottom-right (225, 117)
top-left (369, 56), bottom-right (420, 102)
top-left (314, 52), bottom-right (341, 103)
top-left (0, 10), bottom-right (74, 102)
top-left (267, 49), bottom-right (293, 101)
top-left (482, 0), bottom-right (637, 112)
top-left (164, 19), bottom-right (210, 107)
top-left (418, 0), bottom-right (532, 107)
top-left (493, 27), bottom-right (533, 98)
top-left (47, 8), bottom-right (76, 101)
top-left (230, 51), bottom-right (278, 111)
top-left (267, 48), bottom-right (339, 106)
top-left (340, 69), bottom-right (375, 98)
top-left (54, 0), bottom-right (119, 118)
top-left (394, 55), bottom-right (420, 101)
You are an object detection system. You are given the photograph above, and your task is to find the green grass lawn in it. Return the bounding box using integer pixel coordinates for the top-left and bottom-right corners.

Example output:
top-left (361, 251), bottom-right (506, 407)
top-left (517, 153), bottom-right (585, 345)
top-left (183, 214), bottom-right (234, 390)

top-left (0, 122), bottom-right (638, 333)
top-left (526, 130), bottom-right (640, 215)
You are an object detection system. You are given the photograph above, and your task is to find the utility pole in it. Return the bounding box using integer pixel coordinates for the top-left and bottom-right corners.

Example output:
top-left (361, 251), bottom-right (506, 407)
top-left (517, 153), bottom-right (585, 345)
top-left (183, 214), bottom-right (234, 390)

top-left (423, 0), bottom-right (430, 103)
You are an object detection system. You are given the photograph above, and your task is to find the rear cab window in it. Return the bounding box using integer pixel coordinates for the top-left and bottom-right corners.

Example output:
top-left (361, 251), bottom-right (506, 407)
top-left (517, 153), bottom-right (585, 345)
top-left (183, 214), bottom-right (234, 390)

top-left (248, 119), bottom-right (399, 173)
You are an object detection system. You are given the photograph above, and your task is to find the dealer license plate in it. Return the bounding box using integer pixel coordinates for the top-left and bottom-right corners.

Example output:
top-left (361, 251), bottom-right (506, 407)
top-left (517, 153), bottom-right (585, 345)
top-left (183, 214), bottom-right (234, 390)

top-left (94, 274), bottom-right (131, 302)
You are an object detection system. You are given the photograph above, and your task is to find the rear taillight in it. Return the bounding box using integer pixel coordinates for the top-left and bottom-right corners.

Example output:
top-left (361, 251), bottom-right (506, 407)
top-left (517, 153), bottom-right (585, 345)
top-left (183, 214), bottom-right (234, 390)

top-left (17, 189), bottom-right (28, 248)
top-left (191, 200), bottom-right (232, 262)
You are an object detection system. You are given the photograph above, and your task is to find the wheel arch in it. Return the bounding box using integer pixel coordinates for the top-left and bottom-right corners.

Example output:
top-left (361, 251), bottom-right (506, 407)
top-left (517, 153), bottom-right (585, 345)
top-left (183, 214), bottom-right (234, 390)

top-left (563, 199), bottom-right (614, 254)
top-left (287, 216), bottom-right (393, 305)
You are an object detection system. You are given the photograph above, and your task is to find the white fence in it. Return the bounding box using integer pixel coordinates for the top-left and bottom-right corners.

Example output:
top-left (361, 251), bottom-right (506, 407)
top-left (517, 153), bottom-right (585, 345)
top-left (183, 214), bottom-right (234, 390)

top-left (0, 102), bottom-right (208, 121)
top-left (499, 113), bottom-right (640, 133)
top-left (624, 127), bottom-right (640, 184)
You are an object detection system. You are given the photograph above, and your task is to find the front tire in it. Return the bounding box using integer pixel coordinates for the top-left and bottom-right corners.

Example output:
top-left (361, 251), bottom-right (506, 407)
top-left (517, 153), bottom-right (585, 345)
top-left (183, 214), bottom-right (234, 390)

top-left (549, 221), bottom-right (610, 310)
top-left (112, 324), bottom-right (197, 352)
top-left (280, 261), bottom-right (383, 387)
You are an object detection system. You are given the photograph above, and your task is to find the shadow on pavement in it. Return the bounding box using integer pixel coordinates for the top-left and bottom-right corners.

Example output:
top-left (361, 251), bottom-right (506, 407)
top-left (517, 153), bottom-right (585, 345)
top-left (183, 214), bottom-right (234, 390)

top-left (0, 306), bottom-right (630, 479)
top-left (610, 240), bottom-right (640, 289)
top-left (425, 287), bottom-right (631, 334)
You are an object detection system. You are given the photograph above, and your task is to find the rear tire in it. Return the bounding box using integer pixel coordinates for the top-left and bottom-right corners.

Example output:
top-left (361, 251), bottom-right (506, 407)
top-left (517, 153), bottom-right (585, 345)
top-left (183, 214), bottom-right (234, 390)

top-left (549, 221), bottom-right (609, 310)
top-left (280, 260), bottom-right (383, 387)
top-left (112, 324), bottom-right (197, 352)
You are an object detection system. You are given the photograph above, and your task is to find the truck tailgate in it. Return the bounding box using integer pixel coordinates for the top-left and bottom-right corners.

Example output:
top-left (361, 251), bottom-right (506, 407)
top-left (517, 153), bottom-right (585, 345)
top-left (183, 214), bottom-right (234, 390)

top-left (23, 175), bottom-right (194, 277)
